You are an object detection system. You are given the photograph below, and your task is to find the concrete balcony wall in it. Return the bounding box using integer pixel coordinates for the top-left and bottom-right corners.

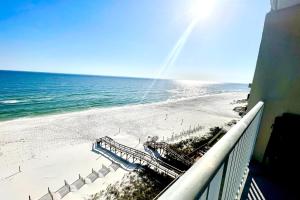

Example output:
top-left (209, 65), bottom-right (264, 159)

top-left (248, 4), bottom-right (300, 162)
top-left (271, 0), bottom-right (300, 10)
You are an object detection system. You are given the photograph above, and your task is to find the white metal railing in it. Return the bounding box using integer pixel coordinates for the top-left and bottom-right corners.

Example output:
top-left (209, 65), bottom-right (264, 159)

top-left (158, 101), bottom-right (264, 200)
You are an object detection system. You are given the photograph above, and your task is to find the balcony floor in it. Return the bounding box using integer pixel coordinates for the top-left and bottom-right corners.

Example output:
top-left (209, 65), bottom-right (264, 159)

top-left (241, 161), bottom-right (298, 200)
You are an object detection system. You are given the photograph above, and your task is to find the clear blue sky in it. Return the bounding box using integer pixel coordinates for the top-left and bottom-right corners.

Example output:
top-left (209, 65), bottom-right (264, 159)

top-left (0, 0), bottom-right (270, 83)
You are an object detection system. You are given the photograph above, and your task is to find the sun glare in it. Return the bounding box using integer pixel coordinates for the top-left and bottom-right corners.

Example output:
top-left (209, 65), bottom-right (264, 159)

top-left (176, 80), bottom-right (217, 86)
top-left (189, 0), bottom-right (216, 21)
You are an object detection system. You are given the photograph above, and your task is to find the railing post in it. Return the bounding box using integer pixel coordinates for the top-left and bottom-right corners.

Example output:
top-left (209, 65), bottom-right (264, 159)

top-left (218, 156), bottom-right (229, 200)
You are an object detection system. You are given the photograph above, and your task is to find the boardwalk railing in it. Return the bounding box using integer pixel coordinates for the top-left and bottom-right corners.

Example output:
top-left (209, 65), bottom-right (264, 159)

top-left (158, 101), bottom-right (264, 200)
top-left (95, 137), bottom-right (183, 178)
top-left (144, 141), bottom-right (193, 166)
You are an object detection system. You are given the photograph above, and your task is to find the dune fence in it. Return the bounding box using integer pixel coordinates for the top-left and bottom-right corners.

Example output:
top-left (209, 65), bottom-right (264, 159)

top-left (30, 164), bottom-right (115, 200)
top-left (165, 124), bottom-right (204, 143)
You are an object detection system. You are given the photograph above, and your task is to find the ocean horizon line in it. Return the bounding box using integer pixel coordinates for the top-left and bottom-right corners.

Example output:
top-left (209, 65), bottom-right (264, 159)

top-left (0, 69), bottom-right (249, 85)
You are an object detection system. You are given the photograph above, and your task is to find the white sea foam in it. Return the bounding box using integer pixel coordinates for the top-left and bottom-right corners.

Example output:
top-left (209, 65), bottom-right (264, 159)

top-left (0, 100), bottom-right (21, 104)
top-left (0, 98), bottom-right (52, 105)
top-left (34, 97), bottom-right (53, 101)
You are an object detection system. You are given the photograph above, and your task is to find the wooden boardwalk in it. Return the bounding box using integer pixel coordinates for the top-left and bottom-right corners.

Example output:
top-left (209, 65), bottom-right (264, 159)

top-left (95, 137), bottom-right (183, 178)
top-left (144, 141), bottom-right (193, 166)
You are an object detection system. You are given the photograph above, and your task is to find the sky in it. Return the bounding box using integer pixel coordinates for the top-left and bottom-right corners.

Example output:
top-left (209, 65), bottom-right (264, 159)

top-left (0, 0), bottom-right (270, 83)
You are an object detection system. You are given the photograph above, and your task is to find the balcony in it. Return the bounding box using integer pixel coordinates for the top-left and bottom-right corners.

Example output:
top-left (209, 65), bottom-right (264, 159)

top-left (156, 102), bottom-right (264, 200)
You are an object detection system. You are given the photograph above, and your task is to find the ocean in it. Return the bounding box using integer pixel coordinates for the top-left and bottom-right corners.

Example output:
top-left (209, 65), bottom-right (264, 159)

top-left (0, 70), bottom-right (249, 121)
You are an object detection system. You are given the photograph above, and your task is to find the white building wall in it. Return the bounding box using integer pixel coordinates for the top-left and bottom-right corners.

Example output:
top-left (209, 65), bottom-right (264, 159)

top-left (271, 0), bottom-right (300, 10)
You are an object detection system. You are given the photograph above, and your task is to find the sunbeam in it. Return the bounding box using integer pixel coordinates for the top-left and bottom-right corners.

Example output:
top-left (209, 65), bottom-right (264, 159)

top-left (141, 18), bottom-right (199, 101)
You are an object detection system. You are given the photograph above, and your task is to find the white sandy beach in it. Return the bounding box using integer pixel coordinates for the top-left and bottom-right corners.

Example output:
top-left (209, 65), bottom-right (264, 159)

top-left (0, 92), bottom-right (247, 200)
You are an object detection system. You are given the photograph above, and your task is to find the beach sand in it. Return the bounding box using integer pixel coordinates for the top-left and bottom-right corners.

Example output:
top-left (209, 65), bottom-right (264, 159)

top-left (0, 92), bottom-right (247, 200)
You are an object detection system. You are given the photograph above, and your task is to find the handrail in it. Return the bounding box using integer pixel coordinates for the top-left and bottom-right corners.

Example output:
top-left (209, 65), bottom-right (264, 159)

top-left (158, 101), bottom-right (264, 200)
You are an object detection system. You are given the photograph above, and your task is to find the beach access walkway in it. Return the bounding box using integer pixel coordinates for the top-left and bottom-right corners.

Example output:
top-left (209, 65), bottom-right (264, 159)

top-left (94, 136), bottom-right (183, 178)
top-left (143, 141), bottom-right (193, 166)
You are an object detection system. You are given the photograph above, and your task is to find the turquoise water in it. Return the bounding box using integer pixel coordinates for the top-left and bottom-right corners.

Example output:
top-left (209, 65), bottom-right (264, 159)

top-left (0, 70), bottom-right (249, 121)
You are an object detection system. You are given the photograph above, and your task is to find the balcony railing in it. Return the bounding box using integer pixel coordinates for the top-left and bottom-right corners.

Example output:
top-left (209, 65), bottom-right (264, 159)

top-left (158, 101), bottom-right (264, 200)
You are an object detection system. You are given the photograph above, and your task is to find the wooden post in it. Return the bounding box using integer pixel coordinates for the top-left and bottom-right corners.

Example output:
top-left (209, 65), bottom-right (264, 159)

top-left (79, 173), bottom-right (85, 184)
top-left (92, 168), bottom-right (99, 177)
top-left (64, 180), bottom-right (71, 191)
top-left (79, 174), bottom-right (83, 182)
top-left (29, 195), bottom-right (31, 200)
top-left (48, 187), bottom-right (53, 200)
